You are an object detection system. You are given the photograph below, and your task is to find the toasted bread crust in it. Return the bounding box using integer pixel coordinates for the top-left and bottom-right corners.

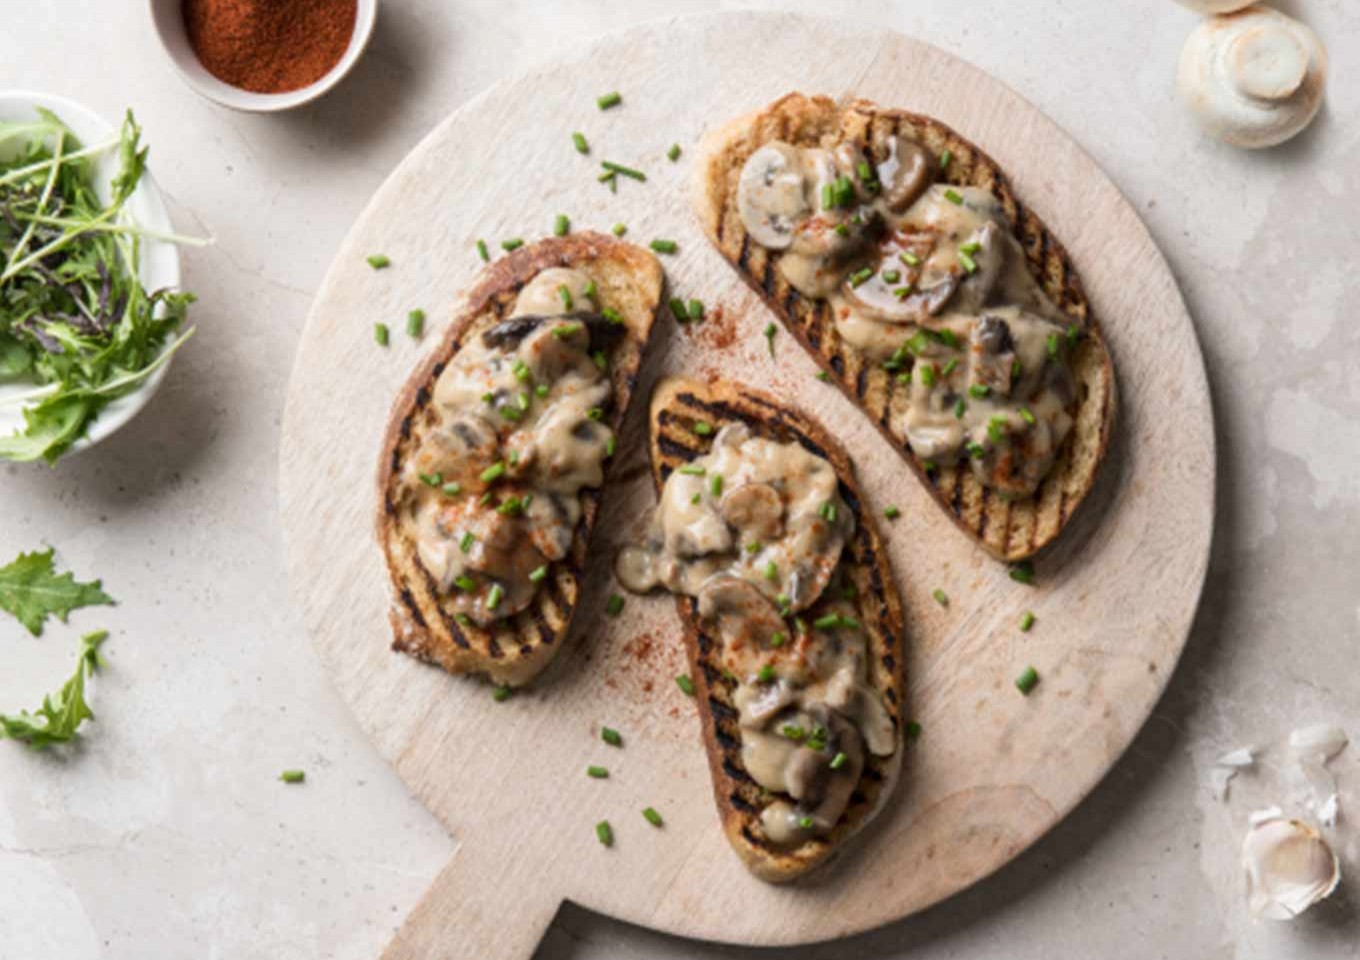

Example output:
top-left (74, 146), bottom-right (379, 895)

top-left (646, 377), bottom-right (906, 882)
top-left (695, 94), bottom-right (1116, 561)
top-left (377, 234), bottom-right (663, 686)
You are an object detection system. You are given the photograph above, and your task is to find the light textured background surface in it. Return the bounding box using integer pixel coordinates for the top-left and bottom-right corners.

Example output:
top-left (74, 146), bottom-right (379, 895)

top-left (0, 2), bottom-right (1356, 959)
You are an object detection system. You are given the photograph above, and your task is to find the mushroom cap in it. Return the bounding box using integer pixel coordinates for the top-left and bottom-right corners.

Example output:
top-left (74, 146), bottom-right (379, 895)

top-left (1177, 5), bottom-right (1327, 148)
top-left (1173, 0), bottom-right (1255, 13)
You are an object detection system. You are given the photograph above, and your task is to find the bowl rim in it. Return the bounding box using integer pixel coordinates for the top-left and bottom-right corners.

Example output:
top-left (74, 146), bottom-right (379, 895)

top-left (146, 0), bottom-right (378, 113)
top-left (0, 89), bottom-right (183, 458)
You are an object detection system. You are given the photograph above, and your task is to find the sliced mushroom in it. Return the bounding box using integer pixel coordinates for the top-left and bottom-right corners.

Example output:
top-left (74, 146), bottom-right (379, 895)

top-left (878, 136), bottom-right (934, 213)
top-left (737, 142), bottom-right (811, 250)
top-left (698, 576), bottom-right (788, 677)
top-left (969, 314), bottom-right (1017, 396)
top-left (737, 677), bottom-right (800, 729)
top-left (720, 482), bottom-right (785, 540)
top-left (509, 267), bottom-right (598, 318)
top-left (948, 221), bottom-right (1005, 314)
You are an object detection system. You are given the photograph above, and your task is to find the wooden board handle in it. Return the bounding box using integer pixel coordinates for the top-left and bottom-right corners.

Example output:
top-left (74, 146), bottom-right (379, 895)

top-left (381, 840), bottom-right (562, 960)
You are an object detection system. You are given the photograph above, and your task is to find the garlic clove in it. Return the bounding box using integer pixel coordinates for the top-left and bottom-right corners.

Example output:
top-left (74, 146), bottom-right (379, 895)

top-left (1176, 5), bottom-right (1328, 149)
top-left (1173, 0), bottom-right (1255, 13)
top-left (1242, 817), bottom-right (1341, 920)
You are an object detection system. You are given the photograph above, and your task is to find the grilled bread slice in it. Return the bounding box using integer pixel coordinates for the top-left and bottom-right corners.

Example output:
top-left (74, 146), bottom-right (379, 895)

top-left (695, 94), bottom-right (1115, 561)
top-left (377, 233), bottom-right (663, 687)
top-left (645, 376), bottom-right (905, 882)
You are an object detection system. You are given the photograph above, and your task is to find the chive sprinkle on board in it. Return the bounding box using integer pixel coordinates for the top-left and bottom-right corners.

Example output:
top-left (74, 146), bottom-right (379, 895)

top-left (1020, 610), bottom-right (1036, 632)
top-left (406, 309), bottom-right (425, 338)
top-left (601, 727), bottom-right (623, 747)
top-left (373, 323), bottom-right (389, 347)
top-left (642, 807), bottom-right (663, 827)
top-left (676, 674), bottom-right (695, 696)
top-left (554, 214), bottom-right (570, 237)
top-left (606, 594), bottom-right (625, 617)
top-left (280, 769), bottom-right (305, 784)
top-left (649, 239), bottom-right (678, 254)
top-left (1015, 666), bottom-right (1040, 695)
top-left (366, 253), bottom-right (390, 269)
top-left (595, 820), bottom-right (614, 846)
top-left (932, 588), bottom-right (949, 607)
top-left (501, 238), bottom-right (524, 252)
top-left (476, 239), bottom-right (489, 261)
top-left (587, 765), bottom-right (609, 779)
top-left (492, 685), bottom-right (512, 702)
top-left (572, 131), bottom-right (589, 154)
top-left (611, 223), bottom-right (627, 237)
top-left (667, 143), bottom-right (681, 162)
top-left (1009, 561), bottom-right (1036, 585)
top-left (597, 91), bottom-right (622, 110)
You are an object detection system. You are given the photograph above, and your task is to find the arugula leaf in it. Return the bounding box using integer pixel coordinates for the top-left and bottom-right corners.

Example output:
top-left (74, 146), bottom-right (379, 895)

top-left (0, 548), bottom-right (113, 635)
top-left (0, 629), bottom-right (106, 749)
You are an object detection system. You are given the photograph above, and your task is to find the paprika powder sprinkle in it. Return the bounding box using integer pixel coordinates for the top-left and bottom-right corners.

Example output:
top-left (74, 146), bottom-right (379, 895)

top-left (183, 0), bottom-right (358, 95)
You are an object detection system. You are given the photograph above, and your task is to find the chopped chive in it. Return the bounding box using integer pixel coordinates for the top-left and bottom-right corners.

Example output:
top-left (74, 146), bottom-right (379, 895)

top-left (900, 250), bottom-right (921, 267)
top-left (552, 322), bottom-right (583, 339)
top-left (441, 480), bottom-right (462, 496)
top-left (764, 561), bottom-right (778, 582)
top-left (958, 249), bottom-right (978, 274)
top-left (959, 239), bottom-right (982, 255)
top-left (1046, 332), bottom-right (1059, 357)
top-left (769, 631), bottom-right (786, 647)
top-left (605, 436), bottom-right (617, 457)
top-left (897, 372), bottom-right (912, 384)
top-left (455, 613), bottom-right (472, 627)
top-left (932, 588), bottom-right (949, 607)
top-left (884, 505), bottom-right (901, 519)
top-left (744, 542), bottom-right (762, 554)
top-left (966, 441), bottom-right (986, 458)
top-left (821, 183), bottom-right (833, 210)
top-left (667, 143), bottom-right (682, 162)
top-left (1009, 560), bottom-right (1036, 585)
top-left (587, 407), bottom-right (604, 421)
top-left (675, 674), bottom-right (695, 696)
top-left (583, 279), bottom-right (598, 298)
top-left (485, 583), bottom-right (504, 610)
top-left (606, 594), bottom-right (625, 617)
top-left (941, 357), bottom-right (959, 376)
top-left (587, 765), bottom-right (609, 779)
top-left (601, 727), bottom-right (623, 747)
top-left (848, 266), bottom-right (874, 288)
top-left (492, 684), bottom-right (512, 702)
top-left (407, 309), bottom-right (426, 337)
top-left (813, 614), bottom-right (840, 630)
top-left (650, 238), bottom-right (678, 254)
top-left (781, 724), bottom-right (806, 741)
top-left (1067, 323), bottom-right (1081, 346)
top-left (419, 472), bottom-right (443, 487)
top-left (1019, 610), bottom-right (1036, 632)
top-left (501, 238), bottom-right (524, 251)
top-left (816, 370), bottom-right (831, 382)
top-left (764, 322), bottom-right (777, 356)
top-left (642, 807), bottom-right (663, 827)
top-left (476, 239), bottom-right (489, 261)
top-left (798, 816), bottom-right (815, 829)
top-left (969, 384), bottom-right (991, 398)
top-left (1015, 666), bottom-right (1040, 695)
top-left (943, 188), bottom-right (964, 205)
top-left (280, 769), bottom-right (305, 783)
top-left (453, 575), bottom-right (476, 592)
top-left (939, 149), bottom-right (952, 169)
top-left (367, 254), bottom-right (390, 269)
top-left (954, 397), bottom-right (967, 419)
top-left (554, 214), bottom-right (570, 237)
top-left (592, 351), bottom-right (608, 372)
top-left (595, 820), bottom-right (614, 846)
top-left (512, 359), bottom-right (530, 382)
top-left (834, 223), bottom-right (850, 238)
top-left (906, 720), bottom-right (922, 739)
top-left (938, 329), bottom-right (960, 349)
top-left (818, 501), bottom-right (837, 522)
top-left (669, 297), bottom-right (689, 322)
top-left (480, 461), bottom-right (507, 483)
top-left (881, 269), bottom-right (901, 284)
top-left (516, 391), bottom-right (531, 411)
top-left (1019, 407), bottom-right (1036, 425)
top-left (529, 565), bottom-right (548, 583)
top-left (709, 474), bottom-right (723, 497)
top-left (678, 465), bottom-right (705, 476)
top-left (374, 323), bottom-right (389, 346)
top-left (535, 383), bottom-right (550, 397)
top-left (687, 299), bottom-right (704, 320)
top-left (919, 364), bottom-right (937, 387)
top-left (601, 307), bottom-right (624, 326)
top-left (602, 160), bottom-right (646, 181)
top-left (611, 223), bottom-right (627, 237)
top-left (758, 664), bottom-right (776, 683)
top-left (988, 416), bottom-right (1007, 443)
top-left (459, 532), bottom-right (475, 553)
top-left (691, 421), bottom-right (713, 436)
top-left (597, 91), bottom-right (622, 110)
top-left (829, 751), bottom-right (848, 771)
top-left (1012, 358), bottom-right (1023, 379)
top-left (572, 131), bottom-right (589, 154)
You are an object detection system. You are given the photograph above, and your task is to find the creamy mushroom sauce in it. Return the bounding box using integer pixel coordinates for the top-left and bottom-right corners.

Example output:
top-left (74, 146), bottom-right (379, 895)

top-left (617, 424), bottom-right (895, 845)
top-left (397, 268), bottom-right (617, 626)
top-left (737, 138), bottom-right (1083, 498)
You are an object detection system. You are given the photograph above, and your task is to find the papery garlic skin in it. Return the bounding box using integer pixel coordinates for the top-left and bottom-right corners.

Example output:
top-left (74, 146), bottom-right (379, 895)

top-left (1242, 817), bottom-right (1341, 920)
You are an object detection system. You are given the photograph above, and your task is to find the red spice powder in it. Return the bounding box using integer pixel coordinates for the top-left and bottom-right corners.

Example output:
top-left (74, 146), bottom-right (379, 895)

top-left (184, 0), bottom-right (357, 94)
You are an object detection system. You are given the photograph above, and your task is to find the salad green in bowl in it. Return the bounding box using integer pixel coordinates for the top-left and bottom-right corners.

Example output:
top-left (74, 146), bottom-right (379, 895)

top-left (0, 92), bottom-right (203, 463)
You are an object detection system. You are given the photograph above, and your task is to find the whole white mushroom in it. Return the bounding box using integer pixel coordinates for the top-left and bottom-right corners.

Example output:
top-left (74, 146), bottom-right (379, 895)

top-left (1177, 4), bottom-right (1327, 148)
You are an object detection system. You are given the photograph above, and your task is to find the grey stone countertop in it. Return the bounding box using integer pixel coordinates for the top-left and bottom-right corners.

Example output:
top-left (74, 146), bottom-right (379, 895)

top-left (1, 2), bottom-right (1356, 958)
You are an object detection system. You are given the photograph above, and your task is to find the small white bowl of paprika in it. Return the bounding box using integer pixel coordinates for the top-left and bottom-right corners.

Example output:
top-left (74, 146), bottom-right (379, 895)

top-left (148, 0), bottom-right (377, 112)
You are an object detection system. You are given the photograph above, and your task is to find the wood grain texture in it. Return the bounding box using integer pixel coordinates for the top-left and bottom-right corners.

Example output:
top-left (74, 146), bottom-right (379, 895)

top-left (278, 12), bottom-right (1214, 958)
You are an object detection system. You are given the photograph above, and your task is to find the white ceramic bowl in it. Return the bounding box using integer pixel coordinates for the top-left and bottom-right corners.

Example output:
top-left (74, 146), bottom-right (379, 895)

top-left (148, 0), bottom-right (378, 112)
top-left (0, 91), bottom-right (183, 458)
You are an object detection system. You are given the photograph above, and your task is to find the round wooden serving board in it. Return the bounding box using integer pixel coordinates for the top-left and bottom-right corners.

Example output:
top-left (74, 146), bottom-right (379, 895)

top-left (280, 12), bottom-right (1214, 959)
